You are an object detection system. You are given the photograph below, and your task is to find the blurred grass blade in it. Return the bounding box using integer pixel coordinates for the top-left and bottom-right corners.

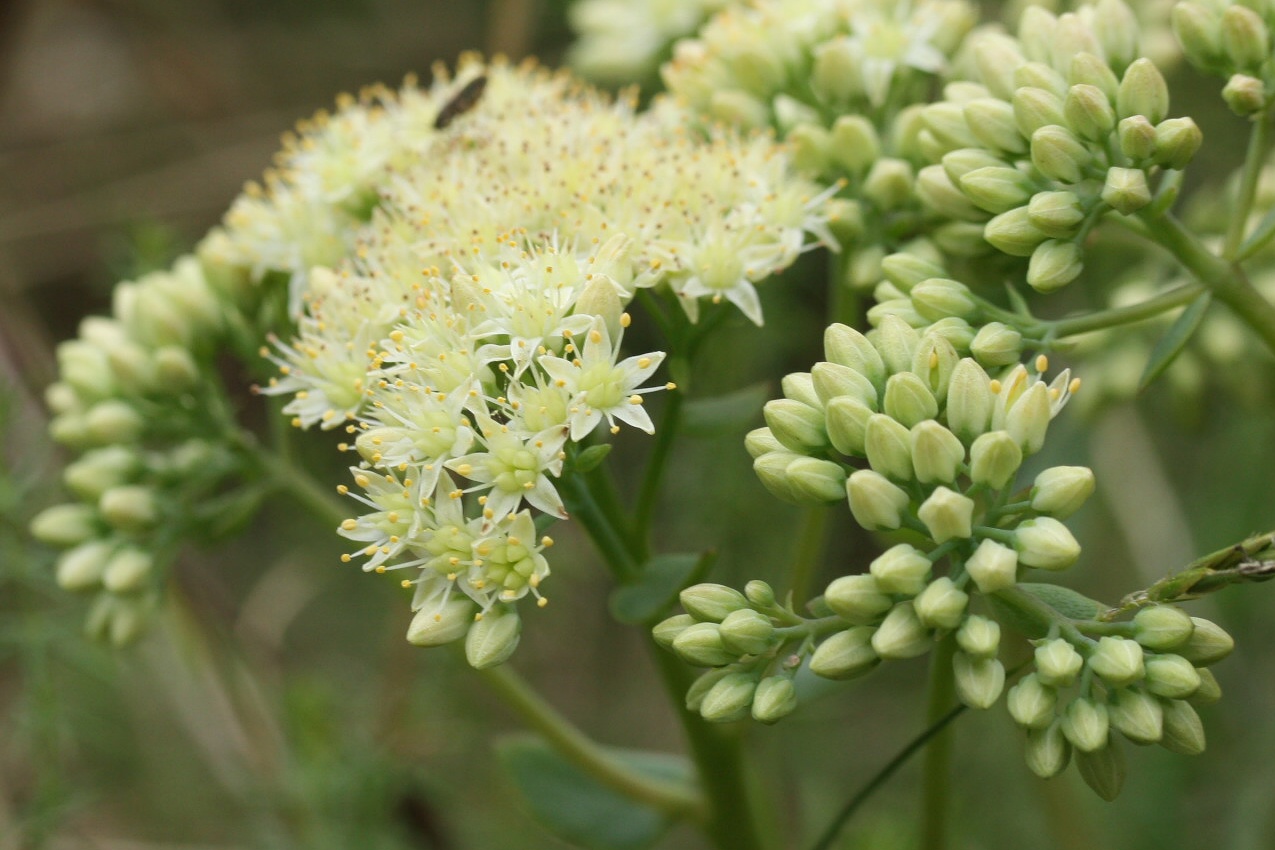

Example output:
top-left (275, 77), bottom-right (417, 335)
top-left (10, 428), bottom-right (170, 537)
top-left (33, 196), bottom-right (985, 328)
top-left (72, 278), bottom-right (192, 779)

top-left (1137, 292), bottom-right (1211, 392)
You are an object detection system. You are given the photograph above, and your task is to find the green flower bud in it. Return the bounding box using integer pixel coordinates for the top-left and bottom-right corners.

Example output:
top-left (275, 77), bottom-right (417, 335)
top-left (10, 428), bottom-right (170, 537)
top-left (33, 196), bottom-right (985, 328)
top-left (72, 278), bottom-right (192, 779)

top-left (1088, 636), bottom-right (1145, 687)
top-left (1108, 687), bottom-right (1164, 743)
top-left (1191, 668), bottom-right (1222, 704)
top-left (1118, 115), bottom-right (1158, 160)
top-left (941, 148), bottom-right (1007, 185)
top-left (946, 359), bottom-right (995, 441)
top-left (1145, 654), bottom-right (1202, 699)
top-left (1025, 721), bottom-right (1071, 778)
top-left (787, 457), bottom-right (850, 503)
top-left (969, 430), bottom-right (1023, 489)
top-left (916, 165), bottom-right (984, 221)
top-left (872, 602), bottom-right (932, 660)
top-left (1031, 125), bottom-right (1091, 184)
top-left (1221, 4), bottom-right (1270, 71)
top-left (153, 346), bottom-right (200, 390)
top-left (956, 614), bottom-right (1001, 659)
top-left (954, 651), bottom-right (1005, 709)
top-left (1068, 52), bottom-right (1120, 100)
top-left (1027, 190), bottom-right (1085, 238)
top-left (744, 581), bottom-right (776, 610)
top-left (910, 278), bottom-right (979, 322)
top-left (1223, 73), bottom-right (1267, 116)
top-left (924, 102), bottom-right (980, 152)
top-left (1075, 739), bottom-right (1127, 801)
top-left (1159, 698), bottom-right (1206, 755)
top-left (825, 323), bottom-right (886, 389)
top-left (99, 485), bottom-right (158, 533)
top-left (408, 597), bottom-right (477, 646)
top-left (1006, 381), bottom-right (1052, 455)
top-left (824, 573), bottom-right (894, 623)
top-left (1154, 117), bottom-right (1203, 170)
top-left (30, 503), bottom-right (99, 548)
top-left (1016, 62), bottom-right (1068, 98)
top-left (1064, 84), bottom-right (1116, 142)
top-left (959, 167), bottom-right (1034, 214)
top-left (826, 397), bottom-right (875, 456)
top-left (910, 420), bottom-right (965, 484)
top-left (917, 486), bottom-right (975, 543)
top-left (830, 115), bottom-right (880, 175)
top-left (1117, 59), bottom-right (1170, 124)
top-left (752, 676), bottom-right (799, 724)
top-left (1173, 3), bottom-right (1227, 70)
top-left (863, 158), bottom-right (915, 211)
top-left (102, 547), bottom-right (152, 593)
top-left (870, 544), bottom-right (932, 595)
top-left (867, 298), bottom-right (926, 328)
top-left (933, 221), bottom-right (992, 256)
top-left (810, 37), bottom-right (862, 103)
top-left (826, 198), bottom-right (865, 244)
top-left (680, 583), bottom-right (749, 623)
top-left (964, 98), bottom-right (1027, 154)
top-left (763, 398), bottom-right (826, 453)
top-left (864, 413), bottom-right (914, 480)
top-left (782, 372), bottom-right (822, 409)
top-left (700, 672), bottom-right (758, 722)
top-left (985, 206), bottom-right (1049, 257)
top-left (754, 451), bottom-right (803, 503)
top-left (1101, 167), bottom-right (1152, 214)
top-left (1093, 0), bottom-right (1139, 68)
top-left (672, 622), bottom-right (737, 667)
top-left (64, 446), bottom-right (140, 501)
top-left (847, 469), bottom-right (911, 530)
top-left (56, 540), bottom-right (114, 591)
top-left (85, 400), bottom-right (144, 445)
top-left (810, 626), bottom-right (880, 679)
top-left (653, 613), bottom-right (697, 649)
top-left (1178, 617), bottom-right (1234, 665)
top-left (1008, 673), bottom-right (1057, 729)
top-left (745, 427), bottom-right (785, 459)
top-left (1062, 697), bottom-right (1110, 752)
top-left (1027, 240), bottom-right (1084, 293)
top-left (881, 252), bottom-right (947, 292)
top-left (1031, 466), bottom-right (1096, 518)
top-left (465, 606), bottom-right (521, 669)
top-left (916, 577), bottom-right (969, 630)
top-left (812, 361), bottom-right (878, 407)
top-left (910, 332), bottom-right (960, 402)
top-left (1013, 87), bottom-right (1067, 138)
top-left (1133, 605), bottom-right (1194, 650)
top-left (708, 89), bottom-right (770, 128)
top-left (788, 123), bottom-right (832, 175)
top-left (685, 668), bottom-right (730, 713)
top-left (966, 538), bottom-right (1019, 594)
top-left (1036, 638), bottom-right (1085, 687)
top-left (719, 608), bottom-right (778, 656)
top-left (883, 373), bottom-right (939, 429)
top-left (1015, 517), bottom-right (1081, 570)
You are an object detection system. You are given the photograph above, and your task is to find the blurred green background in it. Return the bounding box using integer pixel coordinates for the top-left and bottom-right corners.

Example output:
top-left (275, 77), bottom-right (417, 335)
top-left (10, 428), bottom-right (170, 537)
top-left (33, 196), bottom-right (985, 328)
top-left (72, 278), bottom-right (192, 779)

top-left (3, 1), bottom-right (1275, 848)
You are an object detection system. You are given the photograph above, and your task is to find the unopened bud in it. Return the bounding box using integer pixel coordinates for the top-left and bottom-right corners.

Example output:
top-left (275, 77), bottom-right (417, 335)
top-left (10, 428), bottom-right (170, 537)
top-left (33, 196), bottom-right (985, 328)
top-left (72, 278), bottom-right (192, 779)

top-left (972, 32), bottom-right (1025, 100)
top-left (680, 583), bottom-right (749, 623)
top-left (653, 613), bottom-right (697, 649)
top-left (864, 413), bottom-right (914, 480)
top-left (708, 89), bottom-right (770, 128)
top-left (917, 486), bottom-right (975, 543)
top-left (910, 421), bottom-right (964, 484)
top-left (787, 457), bottom-right (850, 503)
top-left (945, 358), bottom-right (995, 440)
top-left (1144, 653), bottom-right (1202, 699)
top-left (1116, 58), bottom-right (1169, 124)
top-left (984, 206), bottom-right (1049, 257)
top-left (968, 430), bottom-right (1023, 489)
top-left (1223, 73), bottom-right (1266, 116)
top-left (1088, 636), bottom-right (1145, 687)
top-left (1027, 190), bottom-right (1085, 238)
top-left (1191, 668), bottom-right (1222, 704)
top-left (811, 37), bottom-right (863, 105)
top-left (1064, 84), bottom-right (1116, 142)
top-left (883, 373), bottom-right (939, 428)
top-left (1178, 617), bottom-right (1234, 665)
top-left (870, 544), bottom-right (932, 595)
top-left (1016, 62), bottom-right (1067, 97)
top-left (1008, 673), bottom-right (1057, 729)
top-left (1025, 721), bottom-right (1071, 778)
top-left (951, 651), bottom-right (1003, 709)
top-left (1068, 52), bottom-right (1119, 100)
top-left (752, 676), bottom-right (799, 723)
top-left (1036, 638), bottom-right (1084, 687)
top-left (910, 278), bottom-right (979, 322)
top-left (1154, 118), bottom-right (1203, 170)
top-left (966, 538), bottom-right (1019, 593)
top-left (85, 400), bottom-right (144, 445)
top-left (1027, 240), bottom-right (1084, 293)
top-left (745, 427), bottom-right (784, 459)
top-left (1221, 4), bottom-right (1270, 72)
top-left (964, 98), bottom-right (1027, 154)
top-left (1031, 125), bottom-right (1092, 184)
top-left (1014, 517), bottom-right (1081, 570)
top-left (1075, 740), bottom-right (1127, 801)
top-left (1118, 115), bottom-right (1158, 160)
top-left (824, 323), bottom-right (886, 389)
top-left (959, 167), bottom-right (1034, 214)
top-left (102, 547), bottom-right (152, 593)
top-left (830, 115), bottom-right (881, 175)
top-left (881, 252), bottom-right (947, 292)
top-left (1006, 381), bottom-right (1052, 455)
top-left (465, 606), bottom-right (521, 669)
top-left (672, 622), bottom-right (737, 667)
top-left (915, 577), bottom-right (969, 630)
top-left (871, 602), bottom-right (932, 659)
top-left (407, 597), bottom-right (477, 646)
top-left (30, 503), bottom-right (99, 548)
top-left (1133, 605), bottom-right (1194, 650)
top-left (810, 626), bottom-right (880, 679)
top-left (916, 165), bottom-right (982, 221)
top-left (56, 540), bottom-right (113, 591)
top-left (1159, 698), bottom-right (1206, 755)
top-left (1013, 87), bottom-right (1067, 138)
top-left (862, 158), bottom-right (915, 210)
top-left (1031, 466), bottom-right (1096, 518)
top-left (824, 574), bottom-right (894, 624)
top-left (956, 614), bottom-right (1001, 659)
top-left (699, 672), bottom-right (758, 722)
top-left (911, 333), bottom-right (960, 401)
top-left (754, 451), bottom-right (803, 503)
top-left (1101, 167), bottom-right (1152, 214)
top-left (847, 469), bottom-right (911, 530)
top-left (763, 399), bottom-right (826, 453)
top-left (812, 361), bottom-right (878, 407)
top-left (718, 608), bottom-right (778, 656)
top-left (1062, 697), bottom-right (1110, 753)
top-left (1108, 687), bottom-right (1164, 743)
top-left (99, 485), bottom-right (158, 533)
top-left (825, 397), bottom-right (874, 456)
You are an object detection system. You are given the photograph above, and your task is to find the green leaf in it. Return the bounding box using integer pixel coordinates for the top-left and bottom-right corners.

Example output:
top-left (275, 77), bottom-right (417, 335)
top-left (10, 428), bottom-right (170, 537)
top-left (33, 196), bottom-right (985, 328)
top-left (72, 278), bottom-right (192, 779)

top-left (1003, 283), bottom-right (1034, 318)
top-left (574, 444), bottom-right (614, 473)
top-left (681, 383), bottom-right (771, 438)
top-left (1137, 292), bottom-right (1211, 392)
top-left (1020, 582), bottom-right (1105, 620)
top-left (497, 734), bottom-right (694, 850)
top-left (609, 552), bottom-right (716, 625)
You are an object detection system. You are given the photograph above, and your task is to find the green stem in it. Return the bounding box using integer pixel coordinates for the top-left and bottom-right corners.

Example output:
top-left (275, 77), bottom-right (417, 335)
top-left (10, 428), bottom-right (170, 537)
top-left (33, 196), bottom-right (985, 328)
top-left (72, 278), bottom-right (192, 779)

top-left (787, 505), bottom-right (830, 606)
top-left (1224, 110), bottom-right (1272, 260)
top-left (920, 636), bottom-right (957, 850)
top-left (633, 388), bottom-right (684, 554)
top-left (234, 431), bottom-right (348, 527)
top-left (1045, 282), bottom-right (1205, 338)
top-left (561, 473), bottom-right (640, 579)
top-left (828, 247), bottom-right (859, 329)
top-left (478, 663), bottom-right (705, 819)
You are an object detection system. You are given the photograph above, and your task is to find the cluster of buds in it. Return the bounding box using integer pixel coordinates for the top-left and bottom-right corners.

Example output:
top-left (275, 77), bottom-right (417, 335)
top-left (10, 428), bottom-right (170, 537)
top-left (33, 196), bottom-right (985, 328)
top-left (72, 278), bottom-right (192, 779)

top-left (914, 0), bottom-right (1201, 289)
top-left (1174, 0), bottom-right (1275, 114)
top-left (568, 0), bottom-right (730, 84)
top-left (30, 258), bottom-right (236, 644)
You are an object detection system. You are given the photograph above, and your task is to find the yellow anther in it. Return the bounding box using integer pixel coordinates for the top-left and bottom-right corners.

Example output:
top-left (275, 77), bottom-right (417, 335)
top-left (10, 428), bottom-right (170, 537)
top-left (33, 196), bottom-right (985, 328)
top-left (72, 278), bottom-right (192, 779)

top-left (989, 379), bottom-right (1002, 394)
top-left (1069, 377), bottom-right (1082, 393)
top-left (1035, 354), bottom-right (1049, 373)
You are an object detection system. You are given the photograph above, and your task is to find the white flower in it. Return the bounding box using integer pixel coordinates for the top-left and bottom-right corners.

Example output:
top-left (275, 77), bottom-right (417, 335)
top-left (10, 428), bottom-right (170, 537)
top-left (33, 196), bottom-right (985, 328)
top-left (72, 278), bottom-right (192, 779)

top-left (445, 412), bottom-right (570, 527)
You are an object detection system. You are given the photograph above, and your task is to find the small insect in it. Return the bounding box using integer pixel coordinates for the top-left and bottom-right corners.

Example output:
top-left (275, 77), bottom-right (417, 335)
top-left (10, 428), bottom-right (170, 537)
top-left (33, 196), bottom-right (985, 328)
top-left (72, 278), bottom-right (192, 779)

top-left (433, 75), bottom-right (488, 130)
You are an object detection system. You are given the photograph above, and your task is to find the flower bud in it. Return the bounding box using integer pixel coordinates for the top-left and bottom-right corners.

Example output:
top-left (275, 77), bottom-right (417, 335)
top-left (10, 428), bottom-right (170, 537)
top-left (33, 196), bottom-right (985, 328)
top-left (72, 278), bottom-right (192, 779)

top-left (1013, 87), bottom-right (1067, 138)
top-left (959, 167), bottom-right (1034, 215)
top-left (782, 372), bottom-right (822, 410)
top-left (911, 333), bottom-right (960, 401)
top-left (880, 252), bottom-right (946, 292)
top-left (984, 206), bottom-right (1049, 257)
top-left (85, 400), bottom-right (144, 445)
top-left (1093, 0), bottom-right (1139, 67)
top-left (1106, 687), bottom-right (1164, 744)
top-left (1116, 58), bottom-right (1169, 124)
top-left (1221, 4), bottom-right (1270, 71)
top-left (754, 451), bottom-right (803, 503)
top-left (968, 430), bottom-right (1023, 489)
top-left (1027, 190), bottom-right (1085, 238)
top-left (917, 487), bottom-right (974, 544)
top-left (941, 147), bottom-right (1006, 184)
top-left (653, 613), bottom-right (697, 649)
top-left (1062, 697), bottom-right (1110, 752)
top-left (871, 602), bottom-right (932, 659)
top-left (1088, 636), bottom-right (1145, 687)
top-left (672, 622), bottom-right (737, 667)
top-left (945, 358), bottom-right (995, 440)
top-left (915, 164), bottom-right (982, 221)
top-left (1035, 638), bottom-right (1084, 687)
top-left (883, 375), bottom-right (938, 430)
top-left (924, 102), bottom-right (980, 151)
top-left (1118, 115), bottom-right (1158, 160)
top-left (964, 98), bottom-right (1027, 154)
top-left (680, 583), bottom-right (749, 623)
top-left (64, 446), bottom-right (139, 500)
top-left (1027, 240), bottom-right (1084, 293)
top-left (810, 626), bottom-right (880, 679)
top-left (56, 540), bottom-right (113, 591)
top-left (406, 597), bottom-right (476, 646)
top-left (864, 413), bottom-right (914, 480)
top-left (1225, 72), bottom-right (1267, 116)
top-left (1064, 84), bottom-right (1116, 142)
top-left (825, 397), bottom-right (874, 456)
top-left (862, 158), bottom-right (915, 210)
top-left (684, 668), bottom-right (730, 713)
top-left (1014, 517), bottom-right (1081, 570)
top-left (1101, 167), bottom-right (1152, 214)
top-left (825, 198), bottom-right (865, 244)
top-left (153, 346), bottom-right (200, 390)
top-left (812, 361), bottom-right (878, 407)
top-left (699, 672), bottom-right (758, 722)
top-left (1178, 617), bottom-right (1234, 665)
top-left (829, 115), bottom-right (880, 175)
top-left (1031, 125), bottom-right (1091, 184)
top-left (965, 538), bottom-right (1019, 594)
top-left (99, 485), bottom-right (158, 533)
top-left (824, 573), bottom-right (894, 623)
top-left (787, 457), bottom-right (850, 504)
top-left (1133, 605), bottom-right (1194, 650)
top-left (752, 676), bottom-right (799, 724)
top-left (1144, 653), bottom-right (1202, 699)
top-left (847, 469), bottom-right (911, 530)
top-left (465, 606), bottom-right (521, 669)
top-left (1191, 667), bottom-right (1222, 704)
top-left (718, 608), bottom-right (778, 656)
top-left (1006, 381), bottom-right (1052, 455)
top-left (956, 614), bottom-right (1001, 659)
top-left (972, 33), bottom-right (1025, 100)
top-left (1031, 466), bottom-right (1096, 518)
top-left (102, 547), bottom-right (152, 593)
top-left (708, 89), bottom-right (769, 128)
top-left (1008, 673), bottom-right (1057, 729)
top-left (30, 503), bottom-right (99, 548)
top-left (1159, 698), bottom-right (1206, 755)
top-left (1016, 62), bottom-right (1067, 97)
top-left (910, 278), bottom-right (979, 323)
top-left (909, 421), bottom-right (964, 484)
top-left (1173, 3), bottom-right (1227, 71)
top-left (954, 651), bottom-right (1005, 709)
top-left (1075, 740), bottom-right (1127, 801)
top-left (1069, 52), bottom-right (1120, 99)
top-left (1025, 721), bottom-right (1071, 778)
top-left (745, 427), bottom-right (785, 459)
top-left (788, 123), bottom-right (832, 175)
top-left (825, 323), bottom-right (886, 389)
top-left (915, 577), bottom-right (969, 630)
top-left (869, 544), bottom-right (932, 595)
top-left (763, 398), bottom-right (826, 453)
top-left (1154, 118), bottom-right (1203, 171)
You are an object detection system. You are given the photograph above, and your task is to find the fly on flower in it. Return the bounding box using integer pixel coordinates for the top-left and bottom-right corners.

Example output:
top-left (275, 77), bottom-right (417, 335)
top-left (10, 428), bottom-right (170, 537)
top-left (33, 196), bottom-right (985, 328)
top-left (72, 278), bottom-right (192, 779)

top-left (434, 75), bottom-right (488, 129)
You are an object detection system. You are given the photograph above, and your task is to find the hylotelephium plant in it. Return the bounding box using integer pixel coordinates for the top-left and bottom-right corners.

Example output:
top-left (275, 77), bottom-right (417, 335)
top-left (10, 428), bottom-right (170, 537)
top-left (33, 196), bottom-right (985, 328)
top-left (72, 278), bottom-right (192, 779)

top-left (25, 0), bottom-right (1275, 847)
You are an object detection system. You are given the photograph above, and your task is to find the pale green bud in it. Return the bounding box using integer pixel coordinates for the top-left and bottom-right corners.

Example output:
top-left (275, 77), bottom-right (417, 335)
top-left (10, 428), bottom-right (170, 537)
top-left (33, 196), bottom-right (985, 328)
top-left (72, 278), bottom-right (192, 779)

top-left (915, 577), bottom-right (969, 630)
top-left (1064, 84), bottom-right (1116, 142)
top-left (754, 451), bottom-right (802, 503)
top-left (830, 115), bottom-right (880, 175)
top-left (1159, 698), bottom-right (1206, 755)
top-left (1068, 53), bottom-right (1119, 101)
top-left (812, 361), bottom-right (877, 407)
top-left (969, 325), bottom-right (1022, 370)
top-left (872, 602), bottom-right (932, 659)
top-left (1101, 167), bottom-right (1152, 214)
top-left (1154, 118), bottom-right (1203, 170)
top-left (870, 544), bottom-right (932, 595)
top-left (30, 503), bottom-right (99, 548)
top-left (959, 167), bottom-right (1034, 214)
top-left (64, 446), bottom-right (139, 500)
top-left (709, 89), bottom-right (770, 128)
top-left (57, 340), bottom-right (116, 399)
top-left (1093, 0), bottom-right (1140, 68)
top-left (911, 333), bottom-right (960, 402)
top-left (1015, 62), bottom-right (1068, 97)
top-left (1031, 466), bottom-right (1096, 518)
top-left (825, 323), bottom-right (886, 389)
top-left (685, 668), bottom-right (731, 713)
top-left (1145, 653), bottom-right (1202, 699)
top-left (763, 398), bottom-right (826, 452)
top-left (56, 540), bottom-right (113, 591)
top-left (1178, 617), bottom-right (1234, 665)
top-left (787, 457), bottom-right (849, 503)
top-left (1036, 638), bottom-right (1085, 687)
top-left (406, 597), bottom-right (476, 646)
top-left (871, 316), bottom-right (920, 375)
top-left (880, 252), bottom-right (946, 292)
top-left (99, 485), bottom-right (158, 533)
top-left (1008, 673), bottom-right (1057, 729)
top-left (680, 583), bottom-right (749, 623)
top-left (1052, 13), bottom-right (1103, 69)
top-left (810, 626), bottom-right (880, 679)
top-left (811, 37), bottom-right (862, 105)
top-left (1014, 517), bottom-right (1081, 570)
top-left (923, 102), bottom-right (980, 151)
top-left (1025, 721), bottom-right (1071, 778)
top-left (752, 676), bottom-right (799, 724)
top-left (653, 613), bottom-right (697, 649)
top-left (1221, 4), bottom-right (1270, 71)
top-left (45, 382), bottom-right (81, 416)
top-left (891, 105), bottom-right (928, 161)
top-left (984, 206), bottom-right (1049, 257)
top-left (932, 222), bottom-right (991, 256)
top-left (85, 400), bottom-right (144, 445)
top-left (86, 593), bottom-right (149, 647)
top-left (1173, 3), bottom-right (1227, 71)
top-left (1006, 381), bottom-right (1052, 455)
top-left (864, 413), bottom-right (914, 480)
top-left (1013, 87), bottom-right (1067, 138)
top-left (700, 672), bottom-right (758, 722)
top-left (916, 165), bottom-right (984, 221)
top-left (102, 547), bottom-right (152, 593)
top-left (883, 373), bottom-right (939, 429)
top-left (1062, 697), bottom-right (1110, 753)
top-left (1117, 59), bottom-right (1169, 124)
top-left (1027, 240), bottom-right (1084, 293)
top-left (862, 158), bottom-right (915, 210)
top-left (718, 609), bottom-right (777, 656)
top-left (968, 430), bottom-right (1023, 489)
top-left (825, 397), bottom-right (874, 456)
top-left (789, 123), bottom-right (832, 175)
top-left (781, 372), bottom-right (821, 409)
top-left (825, 573), bottom-right (894, 624)
top-left (1223, 73), bottom-right (1267, 116)
top-left (1075, 741), bottom-right (1127, 801)
top-left (910, 278), bottom-right (979, 323)
top-left (850, 248), bottom-right (889, 294)
top-left (973, 32), bottom-right (1025, 99)
top-left (1191, 668), bottom-right (1222, 704)
top-left (847, 470), bottom-right (911, 530)
top-left (745, 427), bottom-right (784, 459)
top-left (1118, 115), bottom-right (1158, 160)
top-left (672, 622), bottom-right (737, 667)
top-left (774, 96), bottom-right (820, 136)
top-left (1027, 194), bottom-right (1084, 246)
top-left (964, 98), bottom-right (1027, 154)
top-left (956, 614), bottom-right (1001, 659)
top-left (745, 580), bottom-right (776, 608)
top-left (917, 486), bottom-right (975, 543)
top-left (941, 148), bottom-right (1007, 186)
top-left (944, 359), bottom-right (994, 443)
top-left (954, 651), bottom-right (1005, 709)
top-left (1109, 687), bottom-right (1164, 743)
top-left (910, 421), bottom-right (965, 484)
top-left (966, 538), bottom-right (1019, 594)
top-left (465, 606), bottom-right (521, 669)
top-left (826, 198), bottom-right (865, 244)
top-left (1088, 636), bottom-right (1145, 687)
top-left (1133, 605), bottom-right (1194, 650)
top-left (153, 346), bottom-right (200, 390)
top-left (104, 339), bottom-right (157, 395)
top-left (575, 274), bottom-right (625, 340)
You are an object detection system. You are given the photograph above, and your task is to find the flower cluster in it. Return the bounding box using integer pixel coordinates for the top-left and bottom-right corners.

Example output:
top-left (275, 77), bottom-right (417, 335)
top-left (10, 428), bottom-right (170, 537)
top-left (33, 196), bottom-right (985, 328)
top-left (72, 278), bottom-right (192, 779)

top-left (568, 0), bottom-right (732, 84)
top-left (1174, 0), bottom-right (1275, 114)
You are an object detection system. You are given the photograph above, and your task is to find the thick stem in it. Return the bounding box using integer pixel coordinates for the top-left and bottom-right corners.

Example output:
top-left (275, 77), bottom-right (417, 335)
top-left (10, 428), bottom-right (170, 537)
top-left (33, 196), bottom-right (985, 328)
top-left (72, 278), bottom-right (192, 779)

top-left (1046, 282), bottom-right (1205, 338)
top-left (1225, 110), bottom-right (1272, 260)
top-left (633, 388), bottom-right (684, 554)
top-left (920, 636), bottom-right (957, 850)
